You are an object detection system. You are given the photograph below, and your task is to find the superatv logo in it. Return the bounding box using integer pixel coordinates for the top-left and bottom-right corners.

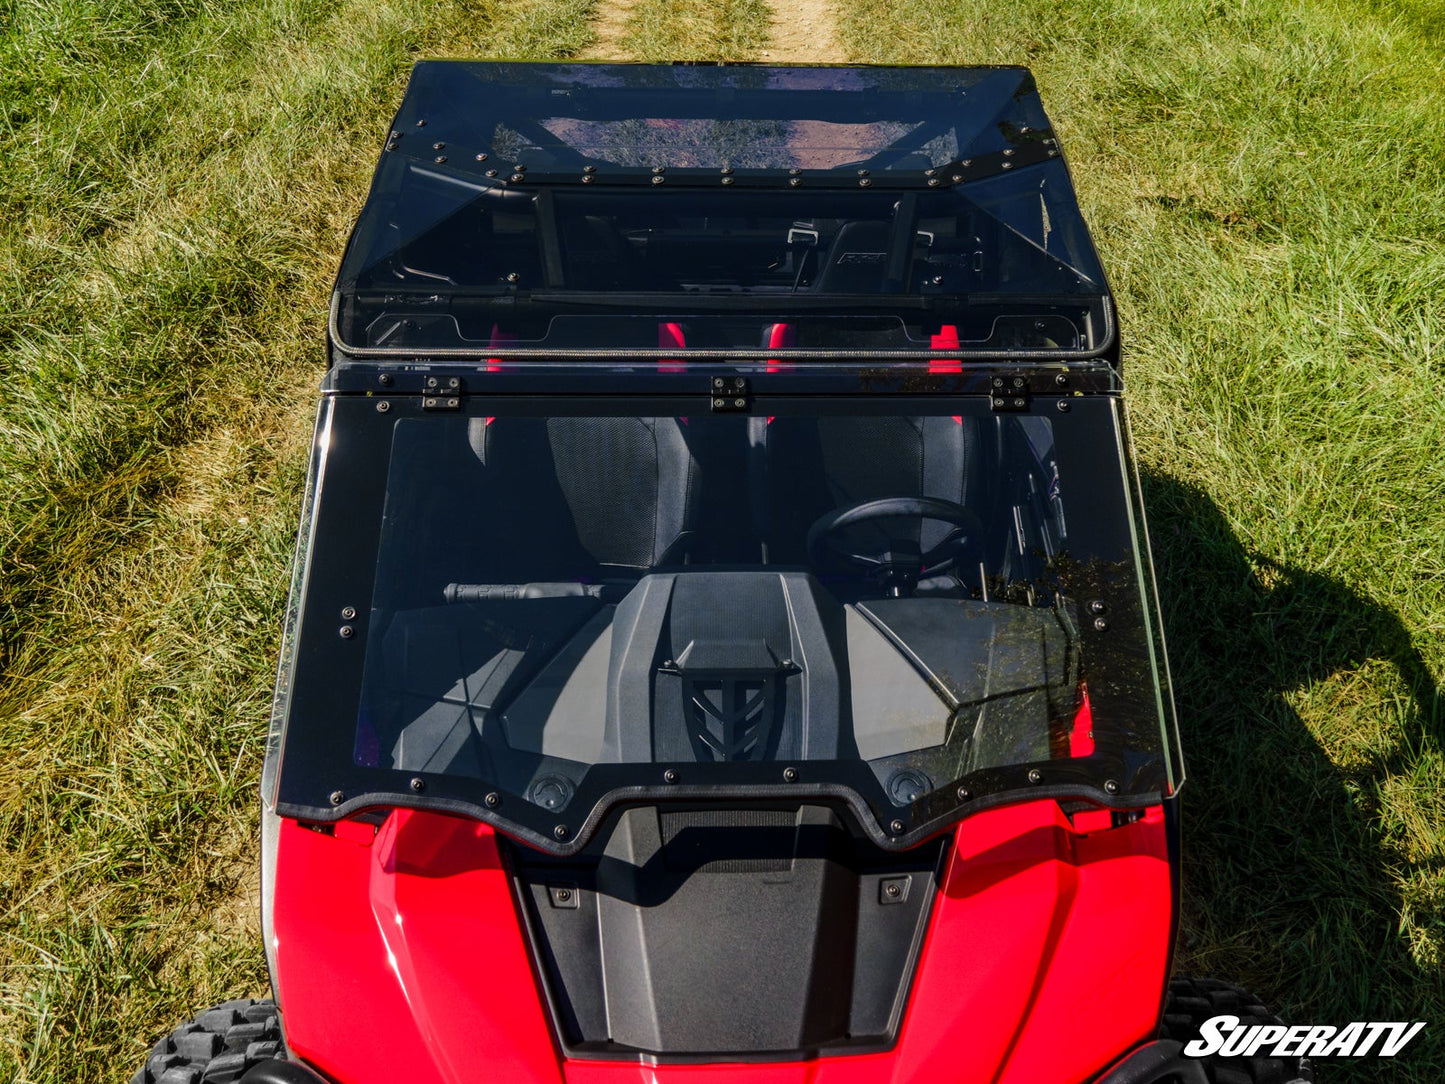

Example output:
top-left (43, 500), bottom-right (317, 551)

top-left (1185, 1016), bottom-right (1426, 1058)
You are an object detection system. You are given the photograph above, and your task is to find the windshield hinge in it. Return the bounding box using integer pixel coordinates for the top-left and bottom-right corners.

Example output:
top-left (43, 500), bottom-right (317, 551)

top-left (990, 374), bottom-right (1029, 412)
top-left (710, 376), bottom-right (750, 413)
top-left (422, 374), bottom-right (463, 411)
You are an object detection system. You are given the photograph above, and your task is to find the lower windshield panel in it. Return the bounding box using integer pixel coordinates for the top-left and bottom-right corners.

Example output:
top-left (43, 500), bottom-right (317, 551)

top-left (355, 411), bottom-right (1106, 830)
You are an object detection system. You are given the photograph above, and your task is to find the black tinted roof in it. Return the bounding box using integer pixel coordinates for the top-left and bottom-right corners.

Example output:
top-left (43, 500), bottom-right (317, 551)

top-left (333, 63), bottom-right (1112, 358)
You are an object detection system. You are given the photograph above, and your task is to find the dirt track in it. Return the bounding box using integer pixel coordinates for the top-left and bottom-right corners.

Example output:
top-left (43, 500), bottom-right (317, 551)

top-left (761, 0), bottom-right (847, 63)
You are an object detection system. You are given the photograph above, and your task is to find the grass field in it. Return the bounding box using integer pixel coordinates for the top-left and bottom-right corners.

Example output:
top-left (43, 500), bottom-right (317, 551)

top-left (0, 0), bottom-right (1440, 1079)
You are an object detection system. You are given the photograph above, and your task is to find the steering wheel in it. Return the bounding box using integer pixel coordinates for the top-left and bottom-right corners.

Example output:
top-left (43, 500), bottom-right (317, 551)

top-left (807, 497), bottom-right (985, 596)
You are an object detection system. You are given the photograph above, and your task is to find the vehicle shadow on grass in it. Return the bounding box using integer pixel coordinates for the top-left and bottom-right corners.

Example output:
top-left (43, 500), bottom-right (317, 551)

top-left (1141, 472), bottom-right (1444, 1082)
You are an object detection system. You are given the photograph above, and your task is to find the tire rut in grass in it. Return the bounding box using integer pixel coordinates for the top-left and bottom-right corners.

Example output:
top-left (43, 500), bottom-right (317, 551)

top-left (761, 0), bottom-right (846, 63)
top-left (581, 0), bottom-right (641, 59)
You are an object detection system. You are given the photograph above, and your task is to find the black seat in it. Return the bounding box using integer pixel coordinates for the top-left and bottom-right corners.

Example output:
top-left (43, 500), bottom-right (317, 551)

top-left (751, 415), bottom-right (986, 568)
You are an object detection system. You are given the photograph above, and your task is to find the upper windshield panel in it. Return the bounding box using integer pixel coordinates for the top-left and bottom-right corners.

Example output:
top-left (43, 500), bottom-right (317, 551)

top-left (332, 63), bottom-right (1111, 356)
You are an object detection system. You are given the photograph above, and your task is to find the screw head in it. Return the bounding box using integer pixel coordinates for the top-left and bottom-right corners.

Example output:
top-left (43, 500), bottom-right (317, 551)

top-left (506, 272), bottom-right (520, 283)
top-left (721, 176), bottom-right (734, 186)
top-left (713, 397), bottom-right (726, 408)
top-left (409, 777), bottom-right (425, 792)
top-left (889, 819), bottom-right (906, 834)
top-left (1089, 599), bottom-right (1107, 615)
top-left (651, 175), bottom-right (664, 185)
top-left (510, 173), bottom-right (523, 183)
top-left (713, 377), bottom-right (725, 389)
top-left (885, 882), bottom-right (902, 898)
top-left (653, 165), bottom-right (666, 174)
top-left (720, 166), bottom-right (733, 175)
top-left (581, 175), bottom-right (594, 184)
top-left (957, 785), bottom-right (972, 800)
top-left (553, 824), bottom-right (569, 840)
top-left (856, 168), bottom-right (870, 176)
top-left (733, 397), bottom-right (746, 408)
top-left (378, 373), bottom-right (394, 386)
top-left (1105, 779), bottom-right (1120, 794)
top-left (927, 177), bottom-right (940, 187)
top-left (1093, 616), bottom-right (1110, 632)
top-left (663, 768), bottom-right (678, 783)
top-left (485, 169), bottom-right (498, 178)
top-left (484, 792), bottom-right (500, 808)
top-left (330, 790), bottom-right (345, 805)
top-left (1028, 768), bottom-right (1043, 784)
top-left (415, 118), bottom-right (427, 127)
top-left (338, 625), bottom-right (354, 639)
top-left (376, 401), bottom-right (390, 414)
top-left (475, 152), bottom-right (488, 161)
top-left (1057, 399), bottom-right (1071, 412)
top-left (556, 888), bottom-right (572, 902)
top-left (1054, 372), bottom-right (1069, 387)
top-left (432, 142), bottom-right (445, 151)
top-left (789, 177), bottom-right (802, 187)
top-left (782, 766), bottom-right (799, 782)
top-left (583, 164), bottom-right (596, 173)
top-left (859, 178), bottom-right (872, 187)
top-left (340, 606), bottom-right (357, 621)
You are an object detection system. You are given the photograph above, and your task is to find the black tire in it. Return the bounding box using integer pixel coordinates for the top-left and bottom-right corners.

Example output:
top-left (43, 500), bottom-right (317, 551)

top-left (130, 999), bottom-right (283, 1084)
top-left (1161, 976), bottom-right (1316, 1084)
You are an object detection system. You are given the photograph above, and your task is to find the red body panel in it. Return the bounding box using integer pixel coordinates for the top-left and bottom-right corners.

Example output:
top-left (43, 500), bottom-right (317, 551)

top-left (271, 801), bottom-right (1169, 1084)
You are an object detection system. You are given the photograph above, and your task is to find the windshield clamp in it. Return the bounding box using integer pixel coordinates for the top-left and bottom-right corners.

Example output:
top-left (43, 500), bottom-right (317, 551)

top-left (710, 376), bottom-right (750, 413)
top-left (422, 374), bottom-right (463, 411)
top-left (990, 374), bottom-right (1030, 412)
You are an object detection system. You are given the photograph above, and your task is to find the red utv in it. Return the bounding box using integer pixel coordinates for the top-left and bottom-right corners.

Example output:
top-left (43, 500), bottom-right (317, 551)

top-left (133, 62), bottom-right (1313, 1084)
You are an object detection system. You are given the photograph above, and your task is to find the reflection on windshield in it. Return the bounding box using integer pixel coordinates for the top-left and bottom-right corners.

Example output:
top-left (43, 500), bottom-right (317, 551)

top-left (356, 413), bottom-right (1088, 819)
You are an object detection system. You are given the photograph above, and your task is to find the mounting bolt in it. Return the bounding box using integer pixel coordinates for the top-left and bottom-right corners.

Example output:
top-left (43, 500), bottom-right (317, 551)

top-left (409, 777), bottom-right (425, 793)
top-left (1055, 372), bottom-right (1069, 387)
top-left (583, 164), bottom-right (596, 173)
top-left (378, 373), bottom-right (394, 386)
top-left (340, 606), bottom-right (357, 621)
top-left (475, 152), bottom-right (488, 162)
top-left (582, 175), bottom-right (594, 184)
top-left (653, 165), bottom-right (666, 174)
top-left (889, 819), bottom-right (906, 834)
top-left (338, 625), bottom-right (354, 639)
top-left (857, 168), bottom-right (870, 176)
top-left (789, 177), bottom-right (802, 187)
top-left (733, 397), bottom-right (745, 408)
top-left (957, 786), bottom-right (972, 800)
top-left (1028, 768), bottom-right (1043, 784)
top-left (721, 176), bottom-right (734, 186)
top-left (330, 790), bottom-right (345, 805)
top-left (556, 888), bottom-right (572, 903)
top-left (782, 766), bottom-right (798, 782)
top-left (484, 792), bottom-right (500, 808)
top-left (376, 401), bottom-right (390, 414)
top-left (510, 173), bottom-right (523, 183)
top-left (415, 118), bottom-right (427, 127)
top-left (884, 881), bottom-right (902, 898)
top-left (663, 768), bottom-right (678, 783)
top-left (506, 272), bottom-right (520, 283)
top-left (434, 156), bottom-right (447, 164)
top-left (651, 175), bottom-right (664, 185)
top-left (859, 178), bottom-right (872, 187)
top-left (713, 397), bottom-right (726, 408)
top-left (1093, 617), bottom-right (1109, 632)
top-left (1056, 399), bottom-right (1071, 412)
top-left (1105, 779), bottom-right (1120, 795)
top-left (927, 177), bottom-right (940, 187)
top-left (713, 377), bottom-right (725, 388)
top-left (553, 825), bottom-right (569, 841)
top-left (432, 142), bottom-right (445, 151)
top-left (789, 167), bottom-right (803, 176)
top-left (1089, 599), bottom-right (1107, 614)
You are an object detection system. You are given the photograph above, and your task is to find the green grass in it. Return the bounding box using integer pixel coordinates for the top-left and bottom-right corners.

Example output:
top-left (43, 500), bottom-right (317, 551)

top-left (837, 0), bottom-right (1445, 1077)
top-left (2, 0), bottom-right (1442, 1079)
top-left (0, 0), bottom-right (594, 1080)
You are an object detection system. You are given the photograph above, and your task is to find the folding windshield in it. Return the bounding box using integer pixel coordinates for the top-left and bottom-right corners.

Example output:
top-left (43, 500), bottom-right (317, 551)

top-left (267, 394), bottom-right (1179, 853)
top-left (332, 63), bottom-right (1112, 357)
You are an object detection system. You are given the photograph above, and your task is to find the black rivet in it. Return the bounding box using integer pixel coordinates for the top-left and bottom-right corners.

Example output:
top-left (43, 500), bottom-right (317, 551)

top-left (1028, 768), bottom-right (1043, 784)
top-left (1055, 372), bottom-right (1069, 387)
top-left (340, 606), bottom-right (357, 621)
top-left (663, 768), bottom-right (678, 783)
top-left (782, 766), bottom-right (798, 782)
top-left (484, 792), bottom-right (500, 808)
top-left (1105, 779), bottom-right (1120, 794)
top-left (409, 777), bottom-right (425, 792)
top-left (1089, 599), bottom-right (1107, 614)
top-left (330, 790), bottom-right (345, 805)
top-left (378, 373), bottom-right (393, 386)
top-left (889, 819), bottom-right (905, 834)
top-left (339, 625), bottom-right (354, 639)
top-left (1094, 617), bottom-right (1110, 632)
top-left (553, 825), bottom-right (569, 840)
top-left (957, 786), bottom-right (972, 800)
top-left (1057, 399), bottom-right (1071, 412)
